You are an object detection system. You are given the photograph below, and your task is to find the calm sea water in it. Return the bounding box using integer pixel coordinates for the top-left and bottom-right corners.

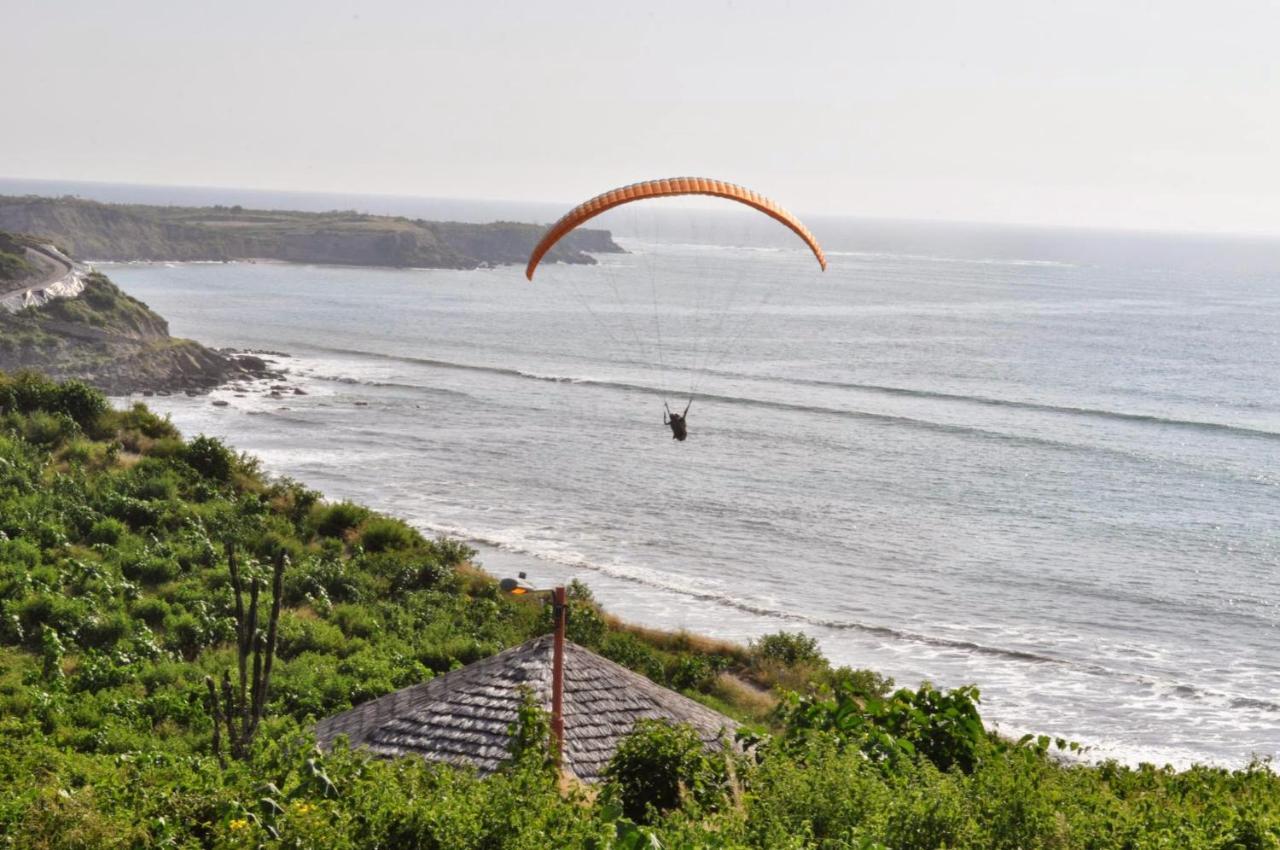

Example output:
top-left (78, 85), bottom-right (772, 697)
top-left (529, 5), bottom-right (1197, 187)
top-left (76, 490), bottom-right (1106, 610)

top-left (102, 227), bottom-right (1280, 768)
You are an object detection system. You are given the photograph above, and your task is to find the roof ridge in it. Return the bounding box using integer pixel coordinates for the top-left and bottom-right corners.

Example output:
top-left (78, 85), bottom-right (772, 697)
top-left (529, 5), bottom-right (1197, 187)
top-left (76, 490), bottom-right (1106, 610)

top-left (315, 633), bottom-right (737, 783)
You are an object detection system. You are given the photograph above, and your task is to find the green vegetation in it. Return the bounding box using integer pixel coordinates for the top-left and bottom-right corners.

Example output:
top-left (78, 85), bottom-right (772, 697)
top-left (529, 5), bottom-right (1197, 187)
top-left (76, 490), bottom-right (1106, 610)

top-left (0, 195), bottom-right (621, 269)
top-left (0, 372), bottom-right (1277, 849)
top-left (0, 231), bottom-right (34, 282)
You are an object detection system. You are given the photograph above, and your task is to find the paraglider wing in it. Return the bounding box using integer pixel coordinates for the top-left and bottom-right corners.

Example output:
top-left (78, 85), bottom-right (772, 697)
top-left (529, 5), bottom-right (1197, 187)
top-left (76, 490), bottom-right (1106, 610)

top-left (525, 177), bottom-right (827, 280)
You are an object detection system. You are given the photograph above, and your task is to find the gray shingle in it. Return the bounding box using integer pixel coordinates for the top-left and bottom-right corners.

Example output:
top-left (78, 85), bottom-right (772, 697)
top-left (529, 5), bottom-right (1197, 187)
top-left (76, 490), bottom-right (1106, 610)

top-left (314, 635), bottom-right (737, 782)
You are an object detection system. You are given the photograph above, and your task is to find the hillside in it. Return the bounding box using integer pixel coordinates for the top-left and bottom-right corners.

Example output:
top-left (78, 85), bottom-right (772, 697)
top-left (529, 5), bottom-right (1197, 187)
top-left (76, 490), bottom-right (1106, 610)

top-left (0, 231), bottom-right (35, 283)
top-left (0, 195), bottom-right (622, 269)
top-left (1, 373), bottom-right (1277, 848)
top-left (0, 267), bottom-right (267, 394)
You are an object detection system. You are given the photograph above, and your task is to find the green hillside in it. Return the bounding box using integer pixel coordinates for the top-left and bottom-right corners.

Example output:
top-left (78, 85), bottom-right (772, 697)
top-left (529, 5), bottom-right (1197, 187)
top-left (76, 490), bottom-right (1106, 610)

top-left (0, 373), bottom-right (1276, 849)
top-left (0, 231), bottom-right (35, 283)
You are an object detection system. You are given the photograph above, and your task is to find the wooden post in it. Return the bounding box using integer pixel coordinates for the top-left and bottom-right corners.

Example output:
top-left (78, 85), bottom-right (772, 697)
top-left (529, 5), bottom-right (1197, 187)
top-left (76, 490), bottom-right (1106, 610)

top-left (551, 585), bottom-right (566, 767)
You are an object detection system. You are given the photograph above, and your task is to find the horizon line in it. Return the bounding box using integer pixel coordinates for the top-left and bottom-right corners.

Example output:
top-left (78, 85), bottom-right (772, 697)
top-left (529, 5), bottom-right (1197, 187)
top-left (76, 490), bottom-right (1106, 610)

top-left (3, 173), bottom-right (1279, 244)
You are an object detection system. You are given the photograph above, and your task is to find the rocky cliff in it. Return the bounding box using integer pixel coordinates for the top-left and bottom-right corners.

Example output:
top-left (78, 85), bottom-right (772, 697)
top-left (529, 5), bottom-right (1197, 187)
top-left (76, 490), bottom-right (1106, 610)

top-left (0, 269), bottom-right (268, 395)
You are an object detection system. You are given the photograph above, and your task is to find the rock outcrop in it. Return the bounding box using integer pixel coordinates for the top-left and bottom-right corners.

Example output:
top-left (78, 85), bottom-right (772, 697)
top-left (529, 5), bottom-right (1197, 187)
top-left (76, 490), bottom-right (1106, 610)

top-left (0, 269), bottom-right (271, 395)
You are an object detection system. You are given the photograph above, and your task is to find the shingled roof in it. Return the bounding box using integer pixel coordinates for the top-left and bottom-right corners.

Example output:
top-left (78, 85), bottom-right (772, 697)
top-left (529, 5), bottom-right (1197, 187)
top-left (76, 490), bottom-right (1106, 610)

top-left (314, 635), bottom-right (737, 783)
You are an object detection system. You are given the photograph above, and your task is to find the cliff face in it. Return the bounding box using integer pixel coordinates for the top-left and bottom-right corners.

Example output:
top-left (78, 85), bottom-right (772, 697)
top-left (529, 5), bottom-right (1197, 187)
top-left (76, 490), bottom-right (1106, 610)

top-left (0, 196), bottom-right (623, 269)
top-left (0, 271), bottom-right (265, 395)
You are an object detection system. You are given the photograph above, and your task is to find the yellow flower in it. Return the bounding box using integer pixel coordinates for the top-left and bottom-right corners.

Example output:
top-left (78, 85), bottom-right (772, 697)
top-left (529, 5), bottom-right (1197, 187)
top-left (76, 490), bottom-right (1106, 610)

top-left (229, 818), bottom-right (249, 831)
top-left (292, 801), bottom-right (315, 815)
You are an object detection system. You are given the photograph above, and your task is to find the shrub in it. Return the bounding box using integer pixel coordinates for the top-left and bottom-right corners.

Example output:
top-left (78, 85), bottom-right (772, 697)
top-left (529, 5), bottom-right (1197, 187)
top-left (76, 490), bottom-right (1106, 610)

top-left (129, 597), bottom-right (170, 628)
top-left (78, 612), bottom-right (132, 650)
top-left (377, 552), bottom-right (452, 593)
top-left (751, 631), bottom-right (827, 667)
top-left (829, 665), bottom-right (895, 700)
top-left (604, 720), bottom-right (726, 823)
top-left (105, 495), bottom-right (162, 530)
top-left (53, 381), bottom-right (107, 430)
top-left (131, 467), bottom-right (178, 501)
top-left (16, 593), bottom-right (88, 643)
top-left (163, 611), bottom-right (214, 659)
top-left (666, 654), bottom-right (721, 692)
top-left (122, 555), bottom-right (180, 585)
top-left (253, 529), bottom-right (304, 565)
top-left (111, 402), bottom-right (179, 440)
top-left (0, 537), bottom-right (42, 570)
top-left (22, 411), bottom-right (78, 447)
top-left (329, 603), bottom-right (378, 639)
top-left (87, 518), bottom-right (125, 546)
top-left (310, 502), bottom-right (368, 539)
top-left (284, 555), bottom-right (364, 605)
top-left (182, 435), bottom-right (234, 482)
top-left (0, 372), bottom-right (55, 415)
top-left (779, 681), bottom-right (990, 774)
top-left (428, 535), bottom-right (477, 567)
top-left (599, 632), bottom-right (665, 681)
top-left (276, 612), bottom-right (347, 659)
top-left (356, 517), bottom-right (418, 553)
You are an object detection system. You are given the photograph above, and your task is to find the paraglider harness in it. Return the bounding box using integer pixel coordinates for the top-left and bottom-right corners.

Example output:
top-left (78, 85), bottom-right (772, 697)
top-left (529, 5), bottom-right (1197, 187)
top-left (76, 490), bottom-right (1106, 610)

top-left (664, 401), bottom-right (691, 441)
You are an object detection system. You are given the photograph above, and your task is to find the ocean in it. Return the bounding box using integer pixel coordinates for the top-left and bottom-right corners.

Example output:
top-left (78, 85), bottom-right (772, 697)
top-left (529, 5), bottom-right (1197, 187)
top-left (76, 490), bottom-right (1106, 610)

top-left (97, 212), bottom-right (1279, 770)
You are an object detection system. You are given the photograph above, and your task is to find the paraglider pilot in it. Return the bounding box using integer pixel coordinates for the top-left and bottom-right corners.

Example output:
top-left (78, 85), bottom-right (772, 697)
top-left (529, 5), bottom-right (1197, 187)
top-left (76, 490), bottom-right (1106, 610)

top-left (664, 401), bottom-right (691, 441)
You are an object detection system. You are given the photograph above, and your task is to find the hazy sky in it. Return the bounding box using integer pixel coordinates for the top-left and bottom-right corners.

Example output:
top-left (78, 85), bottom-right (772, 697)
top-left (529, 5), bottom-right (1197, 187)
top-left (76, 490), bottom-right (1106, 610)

top-left (4, 1), bottom-right (1278, 234)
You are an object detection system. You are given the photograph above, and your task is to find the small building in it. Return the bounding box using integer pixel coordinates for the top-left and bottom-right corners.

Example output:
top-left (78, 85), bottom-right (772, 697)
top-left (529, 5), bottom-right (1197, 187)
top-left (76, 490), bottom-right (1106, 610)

top-left (315, 634), bottom-right (737, 783)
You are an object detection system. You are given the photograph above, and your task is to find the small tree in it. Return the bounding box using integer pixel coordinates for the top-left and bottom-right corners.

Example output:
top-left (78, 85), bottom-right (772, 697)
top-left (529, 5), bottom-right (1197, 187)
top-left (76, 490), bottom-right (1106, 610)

top-left (205, 541), bottom-right (286, 763)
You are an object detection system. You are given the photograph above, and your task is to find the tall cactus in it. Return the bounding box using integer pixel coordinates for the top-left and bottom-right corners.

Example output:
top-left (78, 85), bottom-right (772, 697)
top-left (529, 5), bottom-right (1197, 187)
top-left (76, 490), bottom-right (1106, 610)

top-left (205, 541), bottom-right (287, 762)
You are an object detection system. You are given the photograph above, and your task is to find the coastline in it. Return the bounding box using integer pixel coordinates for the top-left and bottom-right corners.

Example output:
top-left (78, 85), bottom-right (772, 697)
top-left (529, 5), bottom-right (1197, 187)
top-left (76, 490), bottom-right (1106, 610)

top-left (112, 359), bottom-right (1264, 771)
top-left (99, 255), bottom-right (1280, 773)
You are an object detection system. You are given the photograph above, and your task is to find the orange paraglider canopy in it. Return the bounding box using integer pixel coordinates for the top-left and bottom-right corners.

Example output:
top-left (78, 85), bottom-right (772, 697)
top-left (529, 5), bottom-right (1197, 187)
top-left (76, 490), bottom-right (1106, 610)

top-left (525, 177), bottom-right (827, 280)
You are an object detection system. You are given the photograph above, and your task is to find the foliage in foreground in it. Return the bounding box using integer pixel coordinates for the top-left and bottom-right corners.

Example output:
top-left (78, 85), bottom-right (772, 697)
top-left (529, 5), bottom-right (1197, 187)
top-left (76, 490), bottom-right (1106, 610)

top-left (0, 371), bottom-right (1278, 849)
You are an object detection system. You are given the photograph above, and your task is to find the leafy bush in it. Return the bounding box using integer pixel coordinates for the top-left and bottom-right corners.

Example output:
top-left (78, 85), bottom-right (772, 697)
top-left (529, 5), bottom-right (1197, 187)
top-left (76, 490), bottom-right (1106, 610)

top-left (666, 653), bottom-right (722, 692)
top-left (829, 665), bottom-right (896, 700)
top-left (122, 554), bottom-right (180, 585)
top-left (51, 380), bottom-right (107, 430)
top-left (779, 680), bottom-right (991, 773)
top-left (182, 435), bottom-right (234, 482)
top-left (87, 517), bottom-right (125, 546)
top-left (600, 631), bottom-right (665, 681)
top-left (77, 612), bottom-right (132, 650)
top-left (604, 720), bottom-right (726, 823)
top-left (21, 411), bottom-right (78, 446)
top-left (751, 631), bottom-right (827, 667)
top-left (15, 593), bottom-right (88, 644)
top-left (329, 603), bottom-right (378, 639)
top-left (310, 501), bottom-right (369, 539)
top-left (357, 517), bottom-right (418, 553)
top-left (128, 597), bottom-right (170, 628)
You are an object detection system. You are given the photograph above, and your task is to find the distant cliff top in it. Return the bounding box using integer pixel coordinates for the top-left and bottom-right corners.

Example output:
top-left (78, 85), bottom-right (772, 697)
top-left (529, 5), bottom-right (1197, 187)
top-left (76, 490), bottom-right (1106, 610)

top-left (0, 195), bottom-right (623, 270)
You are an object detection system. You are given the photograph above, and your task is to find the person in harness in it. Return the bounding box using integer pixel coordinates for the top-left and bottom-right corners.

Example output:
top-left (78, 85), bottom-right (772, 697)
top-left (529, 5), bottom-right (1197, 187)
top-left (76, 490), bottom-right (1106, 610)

top-left (664, 401), bottom-right (691, 441)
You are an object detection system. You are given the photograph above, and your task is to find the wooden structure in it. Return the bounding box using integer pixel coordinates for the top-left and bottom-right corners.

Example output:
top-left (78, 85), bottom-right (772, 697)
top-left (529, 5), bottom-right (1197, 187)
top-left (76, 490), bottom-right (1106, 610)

top-left (314, 635), bottom-right (737, 783)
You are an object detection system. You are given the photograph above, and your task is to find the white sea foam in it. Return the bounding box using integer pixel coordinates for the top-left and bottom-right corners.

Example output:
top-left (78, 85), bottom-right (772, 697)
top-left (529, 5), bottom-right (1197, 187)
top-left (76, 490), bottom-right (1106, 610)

top-left (107, 237), bottom-right (1280, 769)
